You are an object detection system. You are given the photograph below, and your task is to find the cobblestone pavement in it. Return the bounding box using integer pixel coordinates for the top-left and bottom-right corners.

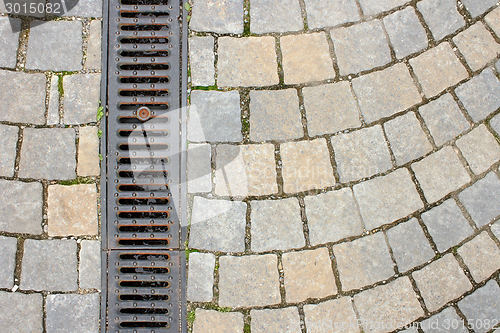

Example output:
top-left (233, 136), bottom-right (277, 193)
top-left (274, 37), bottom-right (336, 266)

top-left (0, 0), bottom-right (102, 331)
top-left (186, 0), bottom-right (500, 332)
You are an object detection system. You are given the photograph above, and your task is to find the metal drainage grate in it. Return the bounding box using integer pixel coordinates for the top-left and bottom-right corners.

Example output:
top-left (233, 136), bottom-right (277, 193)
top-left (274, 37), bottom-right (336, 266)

top-left (101, 0), bottom-right (185, 331)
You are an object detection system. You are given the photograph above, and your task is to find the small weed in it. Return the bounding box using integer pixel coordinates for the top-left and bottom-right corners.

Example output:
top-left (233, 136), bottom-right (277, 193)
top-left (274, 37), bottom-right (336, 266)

top-left (59, 177), bottom-right (94, 186)
top-left (57, 75), bottom-right (64, 96)
top-left (242, 117), bottom-right (250, 133)
top-left (451, 246), bottom-right (459, 253)
top-left (97, 104), bottom-right (104, 122)
top-left (187, 310), bottom-right (196, 324)
top-left (99, 153), bottom-right (103, 161)
top-left (434, 253), bottom-right (442, 259)
top-left (192, 85), bottom-right (218, 91)
top-left (97, 129), bottom-right (102, 138)
top-left (204, 304), bottom-right (232, 312)
top-left (185, 248), bottom-right (199, 261)
top-left (243, 323), bottom-right (251, 333)
top-left (184, 2), bottom-right (191, 11)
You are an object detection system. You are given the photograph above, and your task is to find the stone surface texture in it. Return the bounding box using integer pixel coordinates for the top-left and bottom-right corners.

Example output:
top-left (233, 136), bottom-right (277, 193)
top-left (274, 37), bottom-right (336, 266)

top-left (79, 240), bottom-right (101, 290)
top-left (304, 297), bottom-right (359, 333)
top-left (189, 36), bottom-right (215, 86)
top-left (190, 0), bottom-right (244, 34)
top-left (77, 126), bottom-right (100, 176)
top-left (458, 232), bottom-right (500, 283)
top-left (193, 310), bottom-right (244, 333)
top-left (63, 74), bottom-right (101, 124)
top-left (187, 252), bottom-right (216, 302)
top-left (459, 172), bottom-right (500, 227)
top-left (0, 236), bottom-right (17, 289)
top-left (0, 124), bottom-right (18, 177)
top-left (46, 293), bottom-right (100, 333)
top-left (250, 0), bottom-right (303, 33)
top-left (0, 17), bottom-right (20, 68)
top-left (456, 124), bottom-right (500, 175)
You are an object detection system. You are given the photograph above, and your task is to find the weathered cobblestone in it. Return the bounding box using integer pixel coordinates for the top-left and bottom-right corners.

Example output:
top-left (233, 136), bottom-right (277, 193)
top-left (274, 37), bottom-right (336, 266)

top-left (357, 0), bottom-right (406, 16)
top-left (188, 37), bottom-right (215, 86)
top-left (491, 220), bottom-right (500, 240)
top-left (330, 21), bottom-right (391, 75)
top-left (417, 0), bottom-right (465, 41)
top-left (459, 172), bottom-right (500, 227)
top-left (304, 188), bottom-right (364, 245)
top-left (412, 254), bottom-right (472, 311)
top-left (421, 307), bottom-right (465, 333)
top-left (281, 32), bottom-right (336, 84)
top-left (85, 20), bottom-right (102, 70)
top-left (214, 143), bottom-right (278, 196)
top-left (456, 124), bottom-right (500, 175)
top-left (0, 236), bottom-right (16, 289)
top-left (250, 0), bottom-right (303, 33)
top-left (187, 143), bottom-right (212, 193)
top-left (333, 232), bottom-right (395, 291)
top-left (47, 75), bottom-right (60, 125)
top-left (354, 277), bottom-right (424, 333)
top-left (187, 252), bottom-right (215, 302)
top-left (485, 6), bottom-right (500, 36)
top-left (219, 254), bottom-right (280, 307)
top-left (331, 125), bottom-right (392, 182)
top-left (281, 138), bottom-right (336, 193)
top-left (412, 146), bottom-right (471, 203)
top-left (77, 126), bottom-right (100, 177)
top-left (302, 82), bottom-right (361, 136)
top-left (384, 112), bottom-right (433, 165)
top-left (458, 232), bottom-right (500, 283)
top-left (352, 63), bottom-right (421, 123)
top-left (189, 0), bottom-right (244, 34)
top-left (303, 0), bottom-right (359, 29)
top-left (217, 37), bottom-right (278, 87)
top-left (409, 43), bottom-right (468, 97)
top-left (461, 0), bottom-right (498, 17)
top-left (418, 93), bottom-right (470, 146)
top-left (387, 218), bottom-right (434, 272)
top-left (0, 124), bottom-right (18, 177)
top-left (455, 68), bottom-right (500, 122)
top-left (250, 198), bottom-right (305, 252)
top-left (421, 199), bottom-right (474, 252)
top-left (383, 7), bottom-right (428, 59)
top-left (249, 89), bottom-right (303, 141)
top-left (0, 71), bottom-right (46, 124)
top-left (0, 292), bottom-right (43, 333)
top-left (304, 297), bottom-right (359, 333)
top-left (353, 168), bottom-right (424, 229)
top-left (458, 280), bottom-right (500, 333)
top-left (26, 21), bottom-right (83, 71)
top-left (79, 240), bottom-right (100, 290)
top-left (453, 23), bottom-right (500, 72)
top-left (193, 309), bottom-right (243, 333)
top-left (0, 179), bottom-right (43, 234)
top-left (0, 17), bottom-right (20, 68)
top-left (49, 0), bottom-right (102, 17)
top-left (250, 307), bottom-right (302, 333)
top-left (491, 113), bottom-right (500, 135)
top-left (189, 197), bottom-right (247, 252)
top-left (46, 293), bottom-right (100, 333)
top-left (282, 248), bottom-right (337, 302)
top-left (188, 90), bottom-right (242, 142)
top-left (63, 74), bottom-right (101, 124)
top-left (21, 239), bottom-right (78, 292)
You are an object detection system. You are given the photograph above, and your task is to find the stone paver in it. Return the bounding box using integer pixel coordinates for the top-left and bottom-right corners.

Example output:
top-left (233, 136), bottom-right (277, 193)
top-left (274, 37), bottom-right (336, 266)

top-left (187, 143), bottom-right (212, 193)
top-left (331, 125), bottom-right (392, 182)
top-left (0, 17), bottom-right (20, 68)
top-left (79, 240), bottom-right (100, 290)
top-left (453, 23), bottom-right (500, 72)
top-left (281, 32), bottom-right (336, 84)
top-left (0, 236), bottom-right (17, 289)
top-left (354, 277), bottom-right (424, 333)
top-left (0, 292), bottom-right (43, 333)
top-left (330, 21), bottom-right (391, 75)
top-left (459, 172), bottom-right (500, 227)
top-left (461, 0), bottom-right (498, 17)
top-left (492, 113), bottom-right (500, 135)
top-left (187, 252), bottom-right (215, 302)
top-left (193, 309), bottom-right (243, 333)
top-left (217, 37), bottom-right (278, 87)
top-left (455, 68), bottom-right (500, 122)
top-left (188, 90), bottom-right (242, 142)
top-left (417, 0), bottom-right (465, 41)
top-left (303, 0), bottom-right (359, 29)
top-left (49, 0), bottom-right (102, 17)
top-left (281, 138), bottom-right (336, 193)
top-left (383, 7), bottom-right (428, 59)
top-left (409, 42), bottom-right (468, 97)
top-left (485, 6), bottom-right (500, 36)
top-left (189, 36), bottom-right (215, 86)
top-left (304, 188), bottom-right (363, 245)
top-left (189, 197), bottom-right (247, 252)
top-left (412, 146), bottom-right (471, 203)
top-left (47, 184), bottom-right (98, 236)
top-left (251, 307), bottom-right (302, 333)
top-left (218, 254), bottom-right (280, 308)
top-left (250, 198), bottom-right (305, 252)
top-left (421, 199), bottom-right (474, 252)
top-left (387, 218), bottom-right (434, 272)
top-left (190, 0), bottom-right (244, 34)
top-left (418, 93), bottom-right (470, 146)
top-left (353, 168), bottom-right (424, 229)
top-left (352, 63), bottom-right (421, 123)
top-left (304, 297), bottom-right (359, 333)
top-left (420, 307), bottom-right (466, 333)
top-left (85, 20), bottom-right (102, 70)
top-left (333, 232), bottom-right (395, 291)
top-left (456, 124), bottom-right (500, 175)
top-left (46, 293), bottom-right (99, 333)
top-left (0, 124), bottom-right (18, 177)
top-left (302, 81), bottom-right (361, 136)
top-left (47, 75), bottom-right (60, 125)
top-left (20, 239), bottom-right (78, 292)
top-left (412, 254), bottom-right (472, 311)
top-left (250, 0), bottom-right (303, 33)
top-left (384, 112), bottom-right (433, 165)
top-left (77, 126), bottom-right (100, 177)
top-left (458, 232), bottom-right (500, 283)
top-left (357, 0), bottom-right (406, 16)
top-left (458, 280), bottom-right (500, 333)
top-left (214, 143), bottom-right (278, 196)
top-left (63, 74), bottom-right (101, 124)
top-left (0, 179), bottom-right (42, 234)
top-left (492, 221), bottom-right (500, 240)
top-left (26, 20), bottom-right (83, 71)
top-left (282, 248), bottom-right (337, 302)
top-left (0, 71), bottom-right (46, 124)
top-left (249, 89), bottom-right (303, 141)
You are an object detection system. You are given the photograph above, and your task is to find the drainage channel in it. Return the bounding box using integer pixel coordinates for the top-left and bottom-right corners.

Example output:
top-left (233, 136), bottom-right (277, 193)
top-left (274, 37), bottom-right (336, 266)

top-left (100, 0), bottom-right (187, 332)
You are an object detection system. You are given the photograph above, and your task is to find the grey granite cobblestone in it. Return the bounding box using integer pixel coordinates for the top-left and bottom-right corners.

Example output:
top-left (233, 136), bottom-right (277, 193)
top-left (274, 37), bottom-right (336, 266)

top-left (357, 0), bottom-right (407, 16)
top-left (0, 17), bottom-right (20, 68)
top-left (417, 0), bottom-right (465, 41)
top-left (187, 143), bottom-right (212, 193)
top-left (189, 0), bottom-right (244, 34)
top-left (46, 293), bottom-right (100, 333)
top-left (456, 124), bottom-right (500, 175)
top-left (304, 297), bottom-right (359, 333)
top-left (303, 0), bottom-right (359, 29)
top-left (187, 252), bottom-right (215, 302)
top-left (79, 240), bottom-right (101, 290)
top-left (250, 307), bottom-right (301, 333)
top-left (188, 37), bottom-right (215, 87)
top-left (250, 0), bottom-right (303, 33)
top-left (491, 113), bottom-right (500, 135)
top-left (0, 236), bottom-right (17, 289)
top-left (47, 75), bottom-right (60, 125)
top-left (459, 172), bottom-right (500, 227)
top-left (457, 280), bottom-right (500, 333)
top-left (420, 307), bottom-right (466, 333)
top-left (63, 74), bottom-right (101, 124)
top-left (461, 0), bottom-right (498, 17)
top-left (50, 0), bottom-right (102, 17)
top-left (0, 292), bottom-right (43, 333)
top-left (0, 124), bottom-right (18, 177)
top-left (491, 220), bottom-right (500, 239)
top-left (458, 232), bottom-right (500, 283)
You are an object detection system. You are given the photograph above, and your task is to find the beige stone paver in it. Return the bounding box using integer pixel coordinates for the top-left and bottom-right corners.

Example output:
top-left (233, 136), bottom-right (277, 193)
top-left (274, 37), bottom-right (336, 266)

top-left (280, 138), bottom-right (336, 193)
top-left (485, 6), bottom-right (500, 36)
top-left (303, 297), bottom-right (359, 333)
top-left (280, 32), bottom-right (336, 84)
top-left (77, 126), bottom-right (100, 177)
top-left (217, 37), bottom-right (279, 87)
top-left (250, 307), bottom-right (302, 333)
top-left (250, 0), bottom-right (303, 34)
top-left (189, 0), bottom-right (244, 34)
top-left (282, 248), bottom-right (337, 302)
top-left (412, 254), bottom-right (472, 311)
top-left (409, 42), bottom-right (469, 97)
top-left (456, 124), bottom-right (500, 175)
top-left (85, 20), bottom-right (102, 70)
top-left (193, 309), bottom-right (243, 333)
top-left (458, 232), bottom-right (500, 283)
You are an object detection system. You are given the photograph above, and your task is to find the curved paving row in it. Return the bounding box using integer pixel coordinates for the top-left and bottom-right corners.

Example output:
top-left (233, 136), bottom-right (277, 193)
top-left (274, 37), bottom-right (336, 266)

top-left (186, 0), bottom-right (500, 332)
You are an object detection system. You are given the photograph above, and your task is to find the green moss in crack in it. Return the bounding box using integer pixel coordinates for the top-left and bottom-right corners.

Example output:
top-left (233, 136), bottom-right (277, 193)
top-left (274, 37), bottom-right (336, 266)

top-left (58, 177), bottom-right (95, 186)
